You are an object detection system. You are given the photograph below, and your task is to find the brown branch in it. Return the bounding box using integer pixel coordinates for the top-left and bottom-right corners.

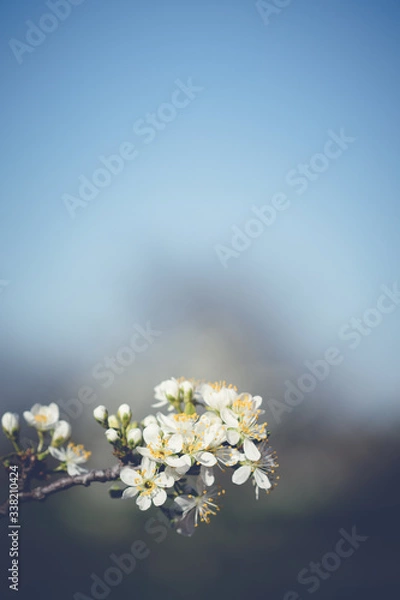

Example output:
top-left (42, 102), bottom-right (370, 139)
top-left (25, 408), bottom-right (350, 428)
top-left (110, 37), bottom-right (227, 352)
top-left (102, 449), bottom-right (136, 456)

top-left (0, 464), bottom-right (122, 517)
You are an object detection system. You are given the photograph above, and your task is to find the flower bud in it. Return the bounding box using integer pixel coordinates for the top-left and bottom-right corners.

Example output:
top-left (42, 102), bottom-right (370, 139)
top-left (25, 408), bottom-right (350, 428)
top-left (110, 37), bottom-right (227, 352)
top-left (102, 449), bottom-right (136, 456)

top-left (127, 427), bottom-right (142, 448)
top-left (117, 404), bottom-right (132, 426)
top-left (51, 420), bottom-right (71, 447)
top-left (108, 414), bottom-right (120, 429)
top-left (180, 380), bottom-right (193, 403)
top-left (1, 412), bottom-right (19, 438)
top-left (105, 428), bottom-right (119, 444)
top-left (93, 405), bottom-right (108, 427)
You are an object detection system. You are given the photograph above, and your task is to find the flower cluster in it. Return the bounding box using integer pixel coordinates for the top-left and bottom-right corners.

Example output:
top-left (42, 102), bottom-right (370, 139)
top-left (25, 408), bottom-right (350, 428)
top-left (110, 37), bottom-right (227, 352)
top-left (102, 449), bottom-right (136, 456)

top-left (1, 378), bottom-right (278, 537)
top-left (94, 378), bottom-right (279, 536)
top-left (1, 403), bottom-right (91, 476)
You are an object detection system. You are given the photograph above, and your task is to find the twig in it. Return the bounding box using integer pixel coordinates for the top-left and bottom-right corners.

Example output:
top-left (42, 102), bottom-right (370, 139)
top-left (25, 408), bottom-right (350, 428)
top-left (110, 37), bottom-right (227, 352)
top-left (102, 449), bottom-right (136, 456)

top-left (0, 464), bottom-right (122, 517)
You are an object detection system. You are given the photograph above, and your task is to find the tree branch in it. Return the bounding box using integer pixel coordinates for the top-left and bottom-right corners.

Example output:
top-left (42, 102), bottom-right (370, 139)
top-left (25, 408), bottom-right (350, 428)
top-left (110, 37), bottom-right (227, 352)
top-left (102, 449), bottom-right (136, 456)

top-left (0, 464), bottom-right (122, 517)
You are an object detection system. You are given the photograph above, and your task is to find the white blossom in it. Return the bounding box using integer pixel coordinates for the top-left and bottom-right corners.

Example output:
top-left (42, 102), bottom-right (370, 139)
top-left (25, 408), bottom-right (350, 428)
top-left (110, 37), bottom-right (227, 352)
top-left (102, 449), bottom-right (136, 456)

top-left (120, 458), bottom-right (174, 510)
top-left (153, 378), bottom-right (180, 408)
top-left (221, 393), bottom-right (267, 460)
top-left (49, 443), bottom-right (91, 476)
top-left (232, 442), bottom-right (278, 498)
top-left (23, 403), bottom-right (59, 432)
top-left (173, 478), bottom-right (224, 536)
top-left (199, 383), bottom-right (238, 412)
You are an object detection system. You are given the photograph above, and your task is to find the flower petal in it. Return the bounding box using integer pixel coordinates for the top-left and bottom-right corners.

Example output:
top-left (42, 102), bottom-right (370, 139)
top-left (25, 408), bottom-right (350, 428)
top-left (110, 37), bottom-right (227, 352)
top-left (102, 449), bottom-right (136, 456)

top-left (232, 465), bottom-right (252, 485)
top-left (152, 488), bottom-right (167, 507)
top-left (200, 465), bottom-right (215, 487)
top-left (136, 494), bottom-right (152, 511)
top-left (221, 408), bottom-right (238, 428)
top-left (141, 457), bottom-right (156, 478)
top-left (195, 451), bottom-right (217, 467)
top-left (226, 429), bottom-right (240, 445)
top-left (155, 471), bottom-right (175, 488)
top-left (48, 403), bottom-right (60, 422)
top-left (254, 469), bottom-right (271, 490)
top-left (143, 424), bottom-right (161, 446)
top-left (67, 464), bottom-right (87, 476)
top-left (23, 411), bottom-right (35, 426)
top-left (122, 487), bottom-right (139, 499)
top-left (244, 438), bottom-right (261, 461)
top-left (120, 466), bottom-right (142, 487)
top-left (167, 433), bottom-right (182, 454)
top-left (48, 447), bottom-right (65, 461)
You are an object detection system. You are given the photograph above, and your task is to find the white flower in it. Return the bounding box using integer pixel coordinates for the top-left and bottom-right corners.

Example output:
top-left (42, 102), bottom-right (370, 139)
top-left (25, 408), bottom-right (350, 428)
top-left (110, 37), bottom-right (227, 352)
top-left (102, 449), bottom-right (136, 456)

top-left (49, 443), bottom-right (91, 476)
top-left (137, 424), bottom-right (190, 471)
top-left (153, 378), bottom-right (180, 408)
top-left (93, 405), bottom-right (108, 426)
top-left (120, 458), bottom-right (174, 511)
top-left (232, 442), bottom-right (278, 498)
top-left (105, 428), bottom-right (119, 443)
top-left (221, 393), bottom-right (266, 460)
top-left (126, 427), bottom-right (142, 447)
top-left (156, 412), bottom-right (219, 469)
top-left (1, 412), bottom-right (19, 436)
top-left (51, 420), bottom-right (71, 447)
top-left (200, 383), bottom-right (238, 412)
top-left (23, 403), bottom-right (59, 432)
top-left (173, 478), bottom-right (223, 536)
top-left (117, 404), bottom-right (132, 426)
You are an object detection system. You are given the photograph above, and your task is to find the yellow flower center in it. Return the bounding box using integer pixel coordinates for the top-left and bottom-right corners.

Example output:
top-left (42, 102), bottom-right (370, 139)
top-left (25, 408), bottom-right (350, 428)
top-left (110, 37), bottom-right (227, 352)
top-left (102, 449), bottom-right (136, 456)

top-left (67, 443), bottom-right (91, 460)
top-left (173, 413), bottom-right (197, 422)
top-left (208, 381), bottom-right (237, 392)
top-left (149, 445), bottom-right (173, 461)
top-left (34, 414), bottom-right (48, 424)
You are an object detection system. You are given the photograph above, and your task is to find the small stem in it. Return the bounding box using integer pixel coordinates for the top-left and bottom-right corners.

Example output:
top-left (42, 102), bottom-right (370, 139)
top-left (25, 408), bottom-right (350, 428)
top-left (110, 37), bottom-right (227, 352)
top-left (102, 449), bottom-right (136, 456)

top-left (37, 449), bottom-right (50, 461)
top-left (11, 439), bottom-right (22, 453)
top-left (37, 431), bottom-right (44, 453)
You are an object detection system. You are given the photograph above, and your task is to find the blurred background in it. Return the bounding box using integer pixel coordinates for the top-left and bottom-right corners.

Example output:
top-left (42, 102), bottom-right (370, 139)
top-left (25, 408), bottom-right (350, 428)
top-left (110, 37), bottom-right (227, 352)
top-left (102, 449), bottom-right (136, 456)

top-left (1, 0), bottom-right (400, 598)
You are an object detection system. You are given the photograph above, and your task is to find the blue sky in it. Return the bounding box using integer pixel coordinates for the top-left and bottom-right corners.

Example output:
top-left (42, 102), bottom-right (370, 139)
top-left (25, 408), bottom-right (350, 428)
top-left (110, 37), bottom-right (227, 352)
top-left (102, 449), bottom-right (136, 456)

top-left (0, 0), bottom-right (399, 410)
